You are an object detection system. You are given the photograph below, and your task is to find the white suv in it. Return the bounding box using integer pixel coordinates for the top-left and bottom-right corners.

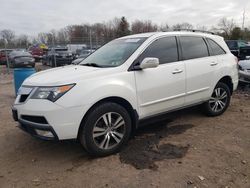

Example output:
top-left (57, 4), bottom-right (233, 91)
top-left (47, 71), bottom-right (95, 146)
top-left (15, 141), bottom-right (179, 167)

top-left (12, 31), bottom-right (238, 156)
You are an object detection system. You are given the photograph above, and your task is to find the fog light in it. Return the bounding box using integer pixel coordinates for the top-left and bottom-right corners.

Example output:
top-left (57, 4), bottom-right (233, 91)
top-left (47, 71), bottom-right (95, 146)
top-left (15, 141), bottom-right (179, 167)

top-left (35, 130), bottom-right (54, 138)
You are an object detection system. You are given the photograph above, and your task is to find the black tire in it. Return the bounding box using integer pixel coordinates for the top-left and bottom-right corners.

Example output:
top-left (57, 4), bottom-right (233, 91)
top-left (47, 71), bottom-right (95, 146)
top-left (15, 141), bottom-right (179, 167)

top-left (79, 102), bottom-right (132, 157)
top-left (203, 82), bottom-right (231, 116)
top-left (49, 58), bottom-right (55, 67)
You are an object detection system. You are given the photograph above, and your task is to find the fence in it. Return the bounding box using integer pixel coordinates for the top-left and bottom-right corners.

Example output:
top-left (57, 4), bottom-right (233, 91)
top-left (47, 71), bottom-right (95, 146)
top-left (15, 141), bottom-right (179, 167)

top-left (0, 35), bottom-right (115, 74)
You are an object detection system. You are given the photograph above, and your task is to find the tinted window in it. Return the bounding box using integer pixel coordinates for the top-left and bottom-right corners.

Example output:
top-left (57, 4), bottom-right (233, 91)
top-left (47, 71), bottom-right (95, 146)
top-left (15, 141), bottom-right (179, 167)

top-left (138, 37), bottom-right (178, 64)
top-left (207, 39), bottom-right (226, 56)
top-left (180, 36), bottom-right (209, 60)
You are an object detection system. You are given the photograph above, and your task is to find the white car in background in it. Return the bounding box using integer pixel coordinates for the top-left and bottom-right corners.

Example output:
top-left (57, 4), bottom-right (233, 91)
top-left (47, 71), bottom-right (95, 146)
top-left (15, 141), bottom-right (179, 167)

top-left (12, 31), bottom-right (238, 156)
top-left (239, 57), bottom-right (250, 83)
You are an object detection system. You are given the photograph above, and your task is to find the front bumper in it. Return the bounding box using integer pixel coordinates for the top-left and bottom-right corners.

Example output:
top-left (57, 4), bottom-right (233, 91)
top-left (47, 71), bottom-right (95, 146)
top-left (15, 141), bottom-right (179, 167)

top-left (12, 108), bottom-right (58, 140)
top-left (12, 99), bottom-right (88, 140)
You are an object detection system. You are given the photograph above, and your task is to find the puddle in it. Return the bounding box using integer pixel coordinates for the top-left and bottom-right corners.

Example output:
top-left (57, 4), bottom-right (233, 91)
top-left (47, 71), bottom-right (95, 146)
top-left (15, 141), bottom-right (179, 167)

top-left (119, 122), bottom-right (193, 170)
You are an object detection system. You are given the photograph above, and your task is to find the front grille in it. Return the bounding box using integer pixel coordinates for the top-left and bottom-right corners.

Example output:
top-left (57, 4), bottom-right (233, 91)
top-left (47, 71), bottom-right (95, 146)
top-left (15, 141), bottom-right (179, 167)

top-left (21, 115), bottom-right (48, 124)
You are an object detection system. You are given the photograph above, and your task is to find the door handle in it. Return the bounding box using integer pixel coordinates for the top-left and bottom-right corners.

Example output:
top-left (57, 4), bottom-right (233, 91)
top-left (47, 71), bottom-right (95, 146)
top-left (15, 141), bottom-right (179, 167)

top-left (210, 62), bottom-right (218, 66)
top-left (172, 69), bottom-right (183, 74)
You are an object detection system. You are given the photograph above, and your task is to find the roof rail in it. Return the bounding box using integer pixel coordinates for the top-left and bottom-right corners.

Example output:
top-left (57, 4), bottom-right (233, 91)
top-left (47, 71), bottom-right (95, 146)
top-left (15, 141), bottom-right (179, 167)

top-left (173, 29), bottom-right (215, 35)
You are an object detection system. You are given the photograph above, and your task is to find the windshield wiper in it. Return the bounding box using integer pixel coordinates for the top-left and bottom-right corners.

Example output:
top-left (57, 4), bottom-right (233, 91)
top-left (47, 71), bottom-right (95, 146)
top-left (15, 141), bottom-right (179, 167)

top-left (81, 63), bottom-right (103, 67)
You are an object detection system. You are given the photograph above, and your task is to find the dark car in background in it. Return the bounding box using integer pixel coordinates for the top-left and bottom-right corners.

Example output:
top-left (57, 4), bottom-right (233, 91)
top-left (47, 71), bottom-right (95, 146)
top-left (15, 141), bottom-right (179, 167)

top-left (43, 47), bottom-right (74, 67)
top-left (0, 49), bottom-right (13, 65)
top-left (8, 51), bottom-right (35, 68)
top-left (225, 40), bottom-right (249, 58)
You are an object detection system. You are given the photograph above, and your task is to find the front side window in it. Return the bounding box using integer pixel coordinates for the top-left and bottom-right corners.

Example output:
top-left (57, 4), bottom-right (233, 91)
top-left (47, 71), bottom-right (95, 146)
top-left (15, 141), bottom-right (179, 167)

top-left (138, 37), bottom-right (178, 64)
top-left (80, 37), bottom-right (147, 67)
top-left (180, 36), bottom-right (209, 60)
top-left (207, 38), bottom-right (226, 56)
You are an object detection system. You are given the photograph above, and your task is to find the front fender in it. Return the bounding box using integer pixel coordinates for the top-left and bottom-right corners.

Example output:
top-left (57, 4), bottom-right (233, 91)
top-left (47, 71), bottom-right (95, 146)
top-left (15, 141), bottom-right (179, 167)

top-left (56, 72), bottom-right (138, 113)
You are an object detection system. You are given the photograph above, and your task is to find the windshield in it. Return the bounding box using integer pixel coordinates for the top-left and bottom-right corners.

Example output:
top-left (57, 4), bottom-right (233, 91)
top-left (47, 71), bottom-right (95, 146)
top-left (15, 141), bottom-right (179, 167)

top-left (80, 37), bottom-right (147, 67)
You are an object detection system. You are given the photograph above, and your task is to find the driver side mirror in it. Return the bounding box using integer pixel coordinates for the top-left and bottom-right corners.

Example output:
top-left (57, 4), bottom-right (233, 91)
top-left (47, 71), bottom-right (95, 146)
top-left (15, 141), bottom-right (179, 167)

top-left (139, 57), bottom-right (159, 70)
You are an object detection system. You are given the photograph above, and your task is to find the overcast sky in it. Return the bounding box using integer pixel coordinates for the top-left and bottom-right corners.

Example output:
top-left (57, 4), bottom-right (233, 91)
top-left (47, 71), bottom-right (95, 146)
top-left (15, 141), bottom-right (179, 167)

top-left (0, 0), bottom-right (249, 36)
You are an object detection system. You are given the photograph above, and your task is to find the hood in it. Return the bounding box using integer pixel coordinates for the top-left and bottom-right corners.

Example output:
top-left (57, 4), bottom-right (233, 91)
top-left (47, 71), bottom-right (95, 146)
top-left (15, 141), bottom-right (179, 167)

top-left (23, 65), bottom-right (102, 86)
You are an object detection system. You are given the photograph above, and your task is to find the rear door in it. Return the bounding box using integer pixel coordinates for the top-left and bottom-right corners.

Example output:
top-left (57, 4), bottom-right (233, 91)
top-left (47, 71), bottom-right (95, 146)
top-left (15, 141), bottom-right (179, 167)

top-left (134, 36), bottom-right (186, 118)
top-left (179, 36), bottom-right (217, 105)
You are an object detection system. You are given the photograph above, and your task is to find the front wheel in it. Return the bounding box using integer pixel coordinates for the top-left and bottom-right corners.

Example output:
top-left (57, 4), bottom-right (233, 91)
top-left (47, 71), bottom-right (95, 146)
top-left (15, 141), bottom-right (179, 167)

top-left (203, 82), bottom-right (231, 116)
top-left (79, 102), bottom-right (132, 157)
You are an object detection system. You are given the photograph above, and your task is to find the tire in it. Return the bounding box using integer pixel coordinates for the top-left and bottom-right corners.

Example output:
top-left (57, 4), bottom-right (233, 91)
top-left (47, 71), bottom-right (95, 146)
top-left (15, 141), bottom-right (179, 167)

top-left (203, 82), bottom-right (231, 116)
top-left (49, 58), bottom-right (55, 67)
top-left (79, 102), bottom-right (132, 157)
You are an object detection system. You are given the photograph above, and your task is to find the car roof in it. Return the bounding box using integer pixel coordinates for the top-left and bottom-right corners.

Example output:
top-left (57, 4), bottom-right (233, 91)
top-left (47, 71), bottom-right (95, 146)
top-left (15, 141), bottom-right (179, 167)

top-left (119, 31), bottom-right (223, 40)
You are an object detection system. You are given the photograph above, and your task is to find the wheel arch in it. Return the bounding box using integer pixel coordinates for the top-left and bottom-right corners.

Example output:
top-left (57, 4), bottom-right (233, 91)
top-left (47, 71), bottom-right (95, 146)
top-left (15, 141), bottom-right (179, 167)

top-left (217, 76), bottom-right (233, 95)
top-left (77, 96), bottom-right (139, 140)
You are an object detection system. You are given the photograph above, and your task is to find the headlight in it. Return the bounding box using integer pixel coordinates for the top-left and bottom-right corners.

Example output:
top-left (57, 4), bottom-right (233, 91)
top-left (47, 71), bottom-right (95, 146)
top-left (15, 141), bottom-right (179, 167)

top-left (31, 84), bottom-right (75, 102)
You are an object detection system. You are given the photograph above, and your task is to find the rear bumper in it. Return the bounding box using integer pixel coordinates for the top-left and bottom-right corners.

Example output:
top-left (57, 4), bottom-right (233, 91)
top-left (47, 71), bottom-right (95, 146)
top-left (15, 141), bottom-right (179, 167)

top-left (54, 58), bottom-right (73, 65)
top-left (13, 62), bottom-right (35, 68)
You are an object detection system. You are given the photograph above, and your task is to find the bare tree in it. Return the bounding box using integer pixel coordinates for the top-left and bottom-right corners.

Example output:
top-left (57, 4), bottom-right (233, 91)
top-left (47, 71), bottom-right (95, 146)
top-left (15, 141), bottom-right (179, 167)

top-left (217, 18), bottom-right (236, 39)
top-left (15, 34), bottom-right (29, 48)
top-left (172, 22), bottom-right (194, 30)
top-left (37, 32), bottom-right (48, 44)
top-left (131, 20), bottom-right (158, 34)
top-left (0, 29), bottom-right (15, 44)
top-left (159, 23), bottom-right (170, 32)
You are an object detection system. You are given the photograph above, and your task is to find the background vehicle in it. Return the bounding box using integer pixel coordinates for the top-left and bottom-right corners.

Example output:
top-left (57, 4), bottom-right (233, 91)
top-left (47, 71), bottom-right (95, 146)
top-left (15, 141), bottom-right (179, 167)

top-left (29, 46), bottom-right (45, 61)
top-left (8, 51), bottom-right (35, 68)
top-left (0, 49), bottom-right (13, 65)
top-left (43, 47), bottom-right (74, 67)
top-left (12, 31), bottom-right (238, 156)
top-left (72, 49), bottom-right (95, 64)
top-left (239, 58), bottom-right (250, 83)
top-left (67, 44), bottom-right (87, 54)
top-left (225, 40), bottom-right (248, 58)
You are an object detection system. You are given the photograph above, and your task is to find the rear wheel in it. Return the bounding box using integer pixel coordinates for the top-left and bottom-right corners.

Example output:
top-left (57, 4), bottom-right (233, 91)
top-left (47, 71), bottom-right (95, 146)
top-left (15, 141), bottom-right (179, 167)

top-left (79, 102), bottom-right (132, 157)
top-left (203, 82), bottom-right (231, 116)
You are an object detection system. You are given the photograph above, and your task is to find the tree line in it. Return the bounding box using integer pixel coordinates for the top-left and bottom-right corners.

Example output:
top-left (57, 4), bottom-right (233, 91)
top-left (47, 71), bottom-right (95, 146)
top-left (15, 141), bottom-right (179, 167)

top-left (0, 16), bottom-right (250, 49)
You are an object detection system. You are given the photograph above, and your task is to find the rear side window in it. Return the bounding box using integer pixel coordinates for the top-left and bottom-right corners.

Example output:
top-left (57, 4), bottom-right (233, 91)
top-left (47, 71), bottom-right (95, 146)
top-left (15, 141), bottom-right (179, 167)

top-left (139, 37), bottom-right (178, 64)
top-left (180, 36), bottom-right (209, 60)
top-left (207, 38), bottom-right (226, 56)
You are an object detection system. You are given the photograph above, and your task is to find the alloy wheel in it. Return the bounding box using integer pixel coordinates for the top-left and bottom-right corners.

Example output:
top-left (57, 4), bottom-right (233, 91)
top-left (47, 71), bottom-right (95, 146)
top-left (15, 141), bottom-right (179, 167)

top-left (92, 112), bottom-right (126, 150)
top-left (209, 87), bottom-right (228, 113)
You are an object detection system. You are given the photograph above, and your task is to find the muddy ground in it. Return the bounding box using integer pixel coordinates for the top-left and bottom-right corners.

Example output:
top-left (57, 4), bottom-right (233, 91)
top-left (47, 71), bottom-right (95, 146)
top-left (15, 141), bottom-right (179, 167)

top-left (0, 65), bottom-right (250, 188)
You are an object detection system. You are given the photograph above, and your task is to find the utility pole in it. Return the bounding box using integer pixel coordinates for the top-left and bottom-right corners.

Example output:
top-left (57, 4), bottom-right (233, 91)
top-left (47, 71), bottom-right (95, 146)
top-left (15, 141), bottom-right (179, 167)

top-left (89, 29), bottom-right (92, 50)
top-left (242, 8), bottom-right (246, 30)
top-left (49, 32), bottom-right (57, 67)
top-left (4, 39), bottom-right (10, 74)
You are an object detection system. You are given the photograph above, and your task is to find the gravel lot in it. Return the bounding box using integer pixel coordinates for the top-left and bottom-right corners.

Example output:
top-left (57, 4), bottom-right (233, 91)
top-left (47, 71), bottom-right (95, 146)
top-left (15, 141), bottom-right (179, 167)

top-left (0, 65), bottom-right (250, 188)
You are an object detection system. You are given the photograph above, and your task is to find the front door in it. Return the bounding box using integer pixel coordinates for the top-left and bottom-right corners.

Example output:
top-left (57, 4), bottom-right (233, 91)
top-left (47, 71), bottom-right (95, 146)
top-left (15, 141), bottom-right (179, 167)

top-left (134, 36), bottom-right (186, 118)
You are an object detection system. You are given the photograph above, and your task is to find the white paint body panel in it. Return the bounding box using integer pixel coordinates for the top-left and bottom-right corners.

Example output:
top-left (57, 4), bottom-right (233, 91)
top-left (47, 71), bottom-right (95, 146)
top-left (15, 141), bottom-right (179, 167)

top-left (13, 32), bottom-right (239, 140)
